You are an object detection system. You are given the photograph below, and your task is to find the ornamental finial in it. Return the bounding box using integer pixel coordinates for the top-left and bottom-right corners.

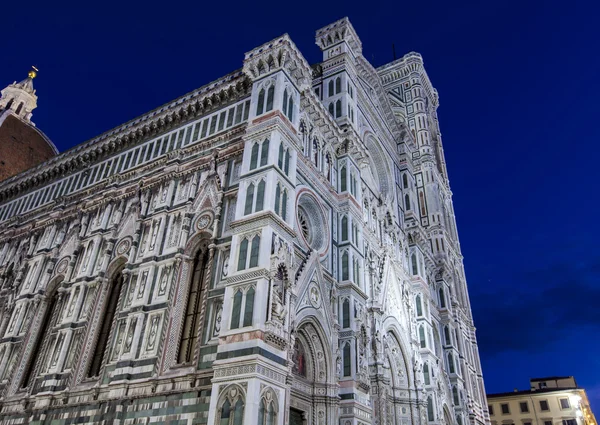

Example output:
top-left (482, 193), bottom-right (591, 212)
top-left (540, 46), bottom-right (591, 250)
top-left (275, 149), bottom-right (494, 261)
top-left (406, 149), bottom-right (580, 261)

top-left (28, 66), bottom-right (39, 79)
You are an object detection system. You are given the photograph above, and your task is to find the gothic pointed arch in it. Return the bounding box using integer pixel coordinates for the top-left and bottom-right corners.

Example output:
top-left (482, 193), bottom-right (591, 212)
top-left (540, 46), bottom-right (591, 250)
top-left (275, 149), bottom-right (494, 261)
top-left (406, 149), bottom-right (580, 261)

top-left (381, 320), bottom-right (415, 388)
top-left (258, 386), bottom-right (279, 425)
top-left (159, 230), bottom-right (212, 371)
top-left (293, 257), bottom-right (335, 345)
top-left (17, 273), bottom-right (66, 391)
top-left (115, 206), bottom-right (138, 240)
top-left (216, 383), bottom-right (246, 425)
top-left (443, 404), bottom-right (454, 425)
top-left (177, 232), bottom-right (211, 364)
top-left (291, 318), bottom-right (335, 388)
top-left (363, 133), bottom-right (394, 198)
top-left (86, 256), bottom-right (127, 378)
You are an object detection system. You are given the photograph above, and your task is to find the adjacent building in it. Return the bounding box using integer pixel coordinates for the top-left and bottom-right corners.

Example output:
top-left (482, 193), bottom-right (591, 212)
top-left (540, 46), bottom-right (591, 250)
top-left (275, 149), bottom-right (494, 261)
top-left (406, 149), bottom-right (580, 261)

top-left (0, 18), bottom-right (489, 425)
top-left (488, 377), bottom-right (597, 425)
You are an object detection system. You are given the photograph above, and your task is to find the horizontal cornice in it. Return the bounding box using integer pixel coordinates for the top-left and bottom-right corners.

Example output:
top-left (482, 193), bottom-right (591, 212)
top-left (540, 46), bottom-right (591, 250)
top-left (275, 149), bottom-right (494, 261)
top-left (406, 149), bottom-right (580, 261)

top-left (0, 70), bottom-right (252, 203)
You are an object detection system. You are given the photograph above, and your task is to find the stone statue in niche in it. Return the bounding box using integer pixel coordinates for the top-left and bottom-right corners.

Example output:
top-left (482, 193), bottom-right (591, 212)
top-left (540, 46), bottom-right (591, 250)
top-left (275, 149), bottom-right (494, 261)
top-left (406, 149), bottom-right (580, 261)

top-left (160, 184), bottom-right (168, 203)
top-left (55, 225), bottom-right (66, 246)
top-left (271, 266), bottom-right (286, 322)
top-left (112, 201), bottom-right (124, 225)
top-left (329, 283), bottom-right (338, 320)
top-left (372, 329), bottom-right (382, 360)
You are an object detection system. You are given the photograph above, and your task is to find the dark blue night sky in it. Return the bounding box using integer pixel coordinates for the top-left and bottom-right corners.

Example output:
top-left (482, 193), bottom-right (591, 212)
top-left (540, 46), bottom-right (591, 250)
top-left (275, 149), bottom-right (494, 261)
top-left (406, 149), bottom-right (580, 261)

top-left (3, 0), bottom-right (599, 412)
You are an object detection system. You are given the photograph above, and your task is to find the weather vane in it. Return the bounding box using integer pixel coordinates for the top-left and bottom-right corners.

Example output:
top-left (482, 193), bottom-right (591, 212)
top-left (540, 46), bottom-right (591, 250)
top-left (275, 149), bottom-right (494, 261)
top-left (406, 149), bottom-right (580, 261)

top-left (28, 66), bottom-right (39, 79)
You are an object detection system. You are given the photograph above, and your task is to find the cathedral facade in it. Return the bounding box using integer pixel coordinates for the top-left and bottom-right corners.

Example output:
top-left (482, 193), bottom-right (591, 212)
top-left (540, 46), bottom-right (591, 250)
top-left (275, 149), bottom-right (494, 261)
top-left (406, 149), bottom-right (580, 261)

top-left (0, 18), bottom-right (489, 425)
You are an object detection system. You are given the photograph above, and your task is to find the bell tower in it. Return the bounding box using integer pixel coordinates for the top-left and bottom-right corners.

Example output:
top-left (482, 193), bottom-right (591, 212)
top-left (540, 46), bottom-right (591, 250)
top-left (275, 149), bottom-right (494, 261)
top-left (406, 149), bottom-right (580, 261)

top-left (206, 35), bottom-right (313, 425)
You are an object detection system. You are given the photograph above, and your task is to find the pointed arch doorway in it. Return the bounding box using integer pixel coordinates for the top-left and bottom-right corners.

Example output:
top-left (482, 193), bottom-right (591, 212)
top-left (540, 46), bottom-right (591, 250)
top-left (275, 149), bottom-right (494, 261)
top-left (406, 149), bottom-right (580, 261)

top-left (289, 320), bottom-right (335, 425)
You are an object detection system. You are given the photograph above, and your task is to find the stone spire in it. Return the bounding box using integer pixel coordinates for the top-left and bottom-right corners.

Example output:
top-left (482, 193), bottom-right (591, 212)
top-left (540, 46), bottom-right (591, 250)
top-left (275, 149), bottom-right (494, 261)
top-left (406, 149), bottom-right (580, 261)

top-left (0, 67), bottom-right (39, 123)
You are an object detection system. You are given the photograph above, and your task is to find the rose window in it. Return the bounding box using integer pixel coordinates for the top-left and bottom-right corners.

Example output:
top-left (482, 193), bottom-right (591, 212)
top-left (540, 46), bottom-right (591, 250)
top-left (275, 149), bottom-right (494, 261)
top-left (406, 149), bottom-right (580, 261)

top-left (296, 192), bottom-right (328, 254)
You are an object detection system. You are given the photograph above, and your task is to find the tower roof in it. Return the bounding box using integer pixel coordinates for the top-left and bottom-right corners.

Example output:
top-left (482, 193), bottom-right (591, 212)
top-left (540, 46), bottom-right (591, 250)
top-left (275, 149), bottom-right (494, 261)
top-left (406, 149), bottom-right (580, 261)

top-left (0, 67), bottom-right (39, 123)
top-left (15, 76), bottom-right (35, 94)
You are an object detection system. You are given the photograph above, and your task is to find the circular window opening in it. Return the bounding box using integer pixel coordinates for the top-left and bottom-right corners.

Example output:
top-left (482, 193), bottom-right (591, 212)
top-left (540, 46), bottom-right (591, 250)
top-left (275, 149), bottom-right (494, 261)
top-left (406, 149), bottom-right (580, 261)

top-left (296, 193), bottom-right (328, 254)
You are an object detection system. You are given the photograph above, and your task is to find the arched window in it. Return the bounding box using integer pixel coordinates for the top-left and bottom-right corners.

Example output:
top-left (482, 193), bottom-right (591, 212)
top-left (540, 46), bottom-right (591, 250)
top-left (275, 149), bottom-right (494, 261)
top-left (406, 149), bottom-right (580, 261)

top-left (444, 326), bottom-right (452, 345)
top-left (258, 392), bottom-right (278, 425)
top-left (457, 415), bottom-right (463, 425)
top-left (237, 239), bottom-right (249, 271)
top-left (255, 181), bottom-right (265, 212)
top-left (411, 253), bottom-right (418, 276)
top-left (274, 184), bottom-right (281, 216)
top-left (439, 287), bottom-right (446, 308)
top-left (341, 216), bottom-right (348, 241)
top-left (230, 289), bottom-right (243, 330)
top-left (15, 103), bottom-right (23, 115)
top-left (283, 89), bottom-right (294, 121)
top-left (335, 77), bottom-right (342, 94)
top-left (281, 190), bottom-right (287, 221)
top-left (256, 89), bottom-right (265, 115)
top-left (250, 143), bottom-right (259, 170)
top-left (249, 236), bottom-right (260, 268)
top-left (403, 173), bottom-right (409, 188)
top-left (87, 269), bottom-right (124, 377)
top-left (284, 150), bottom-right (290, 175)
top-left (21, 290), bottom-right (60, 386)
top-left (405, 194), bottom-right (411, 210)
top-left (278, 144), bottom-right (284, 169)
top-left (218, 387), bottom-right (245, 425)
top-left (342, 299), bottom-right (350, 328)
top-left (427, 396), bottom-right (434, 421)
top-left (287, 96), bottom-right (294, 122)
top-left (453, 386), bottom-right (460, 405)
top-left (419, 326), bottom-right (426, 348)
top-left (243, 287), bottom-right (255, 327)
top-left (4, 98), bottom-right (14, 110)
top-left (423, 362), bottom-right (430, 385)
top-left (328, 102), bottom-right (334, 116)
top-left (266, 85), bottom-right (275, 112)
top-left (416, 295), bottom-right (423, 316)
top-left (343, 343), bottom-right (351, 376)
top-left (244, 184), bottom-right (255, 215)
top-left (341, 252), bottom-right (349, 281)
top-left (340, 166), bottom-right (347, 192)
top-left (178, 249), bottom-right (209, 364)
top-left (260, 139), bottom-right (269, 167)
top-left (328, 80), bottom-right (334, 97)
top-left (448, 352), bottom-right (455, 374)
top-left (335, 99), bottom-right (342, 118)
